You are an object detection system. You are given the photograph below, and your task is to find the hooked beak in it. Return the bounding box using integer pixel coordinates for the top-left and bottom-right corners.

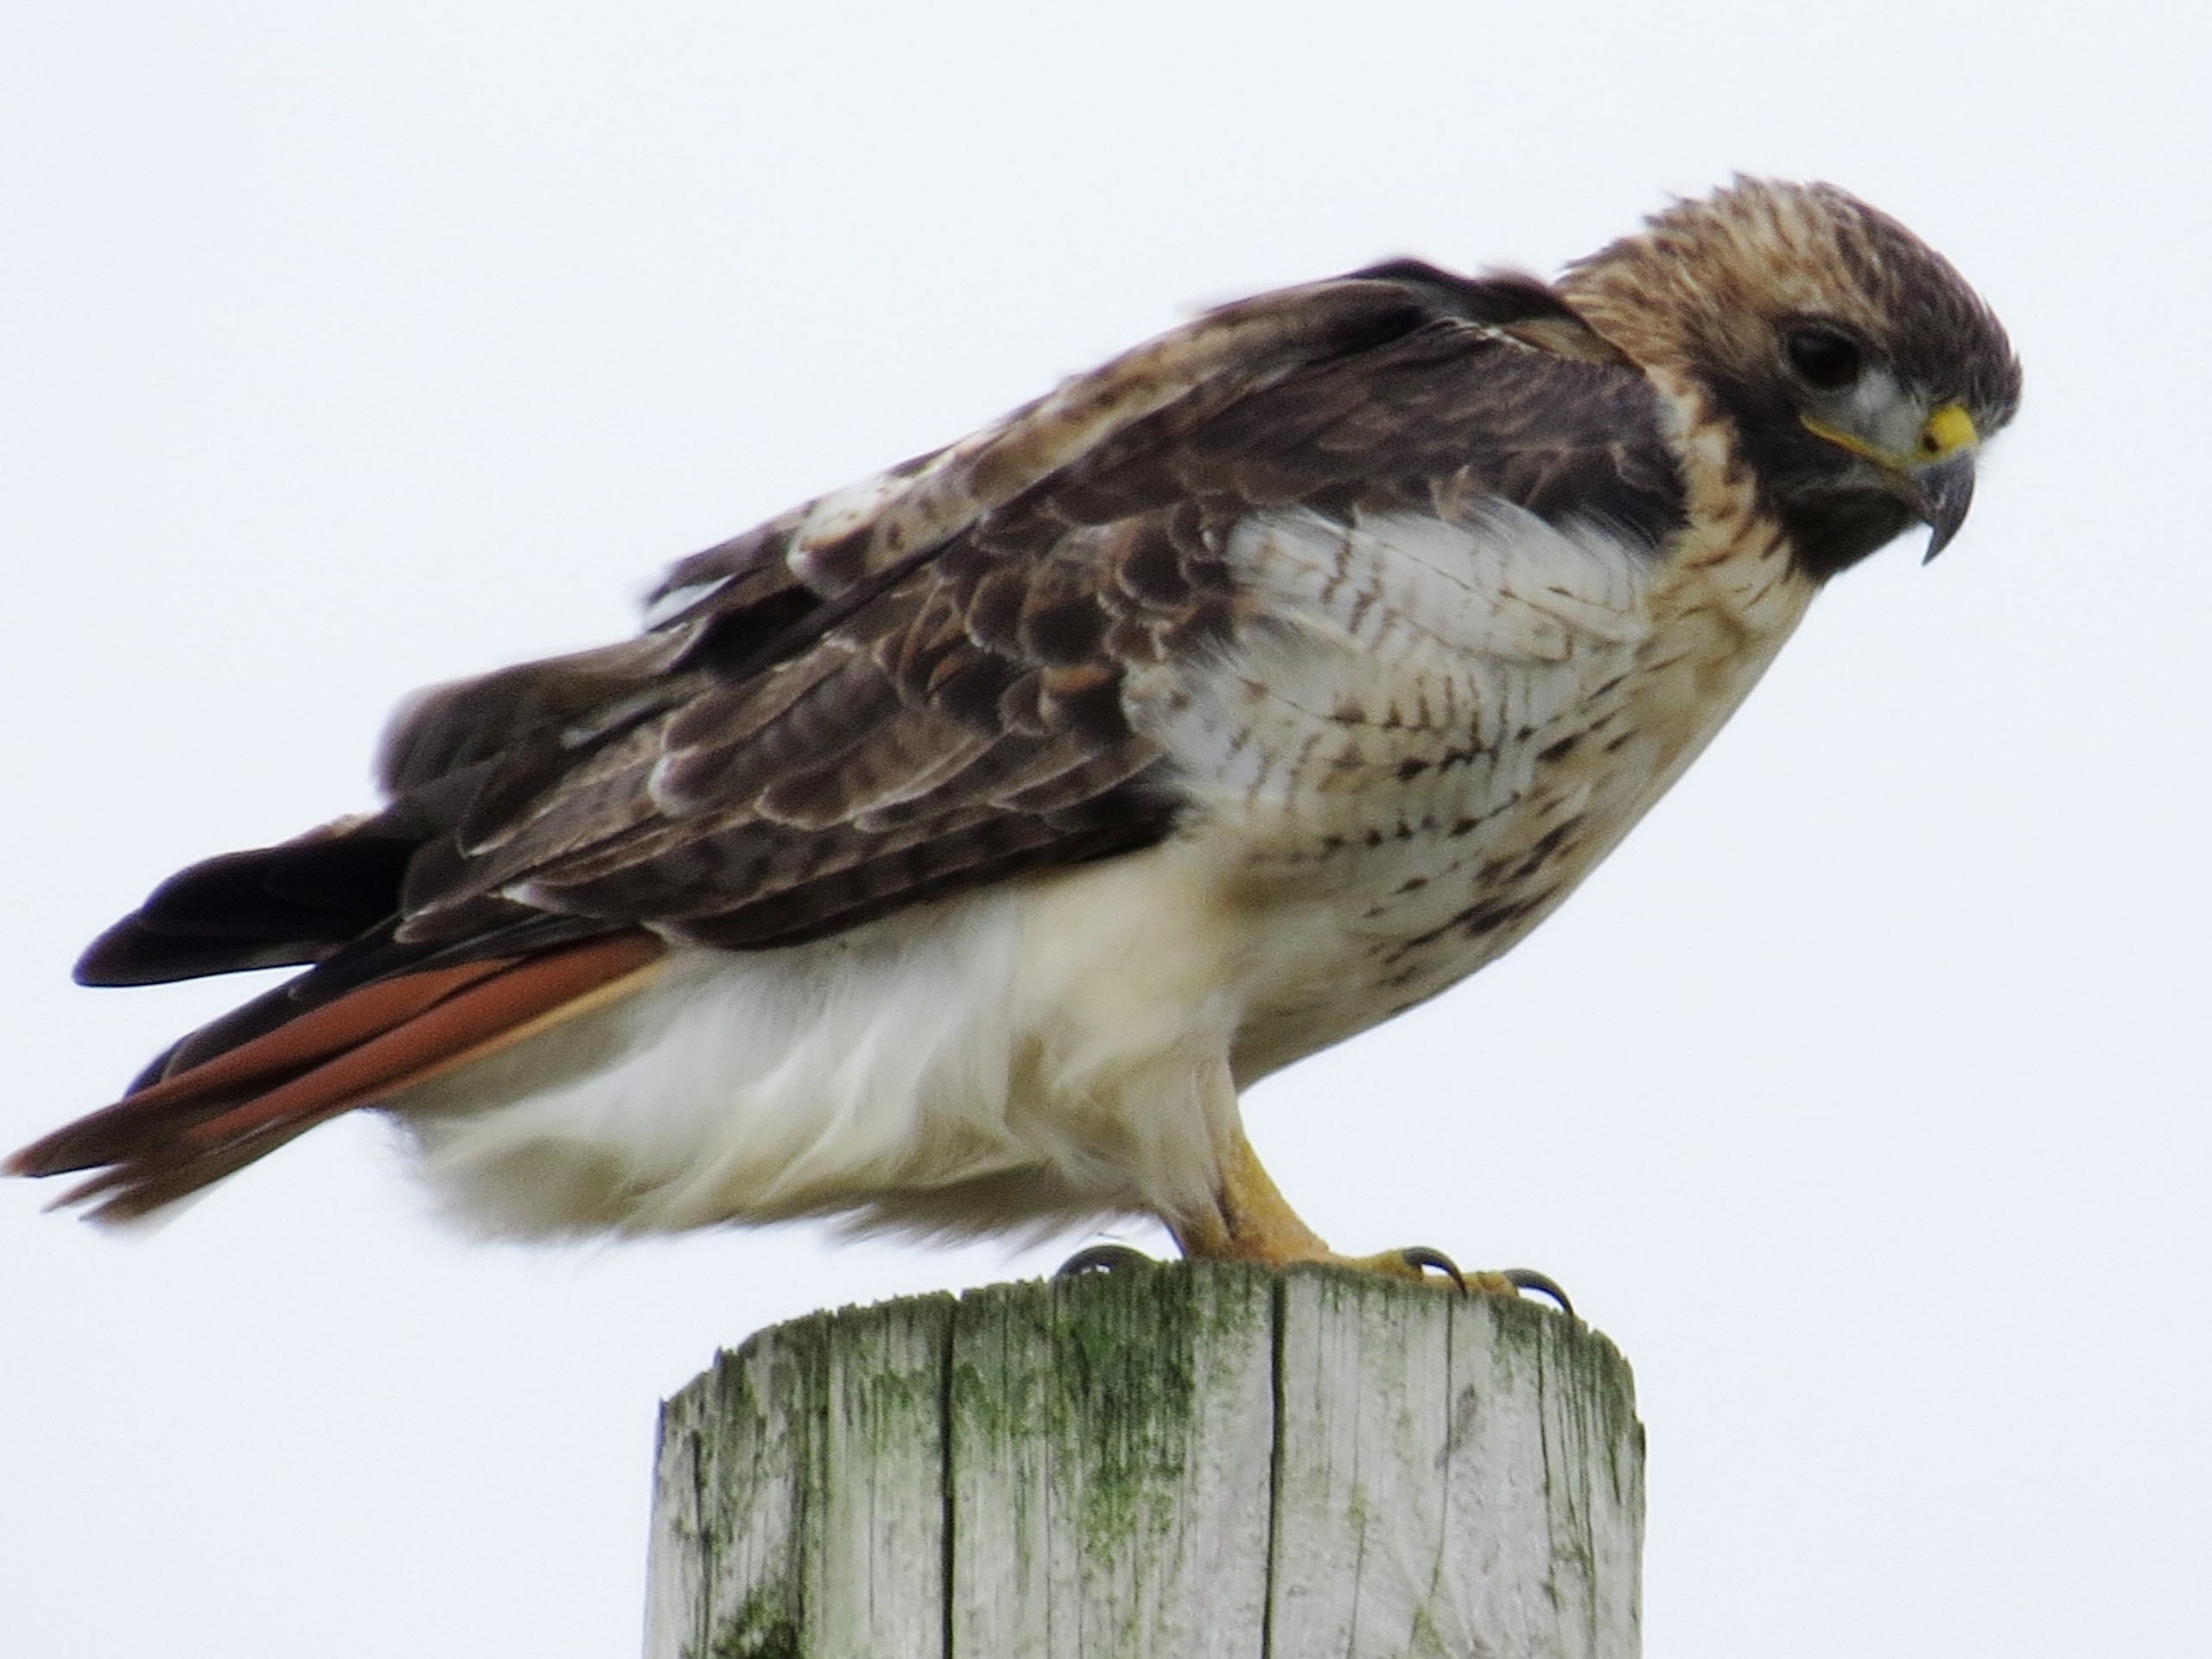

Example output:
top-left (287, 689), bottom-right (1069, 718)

top-left (1902, 448), bottom-right (1977, 563)
top-left (1802, 401), bottom-right (1981, 563)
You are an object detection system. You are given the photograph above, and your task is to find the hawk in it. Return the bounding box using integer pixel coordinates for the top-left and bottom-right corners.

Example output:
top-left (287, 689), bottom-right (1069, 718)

top-left (11, 180), bottom-right (2019, 1295)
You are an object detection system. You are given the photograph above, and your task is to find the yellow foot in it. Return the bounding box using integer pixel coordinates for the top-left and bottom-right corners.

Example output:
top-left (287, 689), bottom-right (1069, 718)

top-left (1153, 1121), bottom-right (1574, 1312)
top-left (1059, 1238), bottom-right (1573, 1313)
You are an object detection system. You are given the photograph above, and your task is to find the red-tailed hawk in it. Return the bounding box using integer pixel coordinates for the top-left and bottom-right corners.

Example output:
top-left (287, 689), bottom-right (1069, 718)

top-left (11, 180), bottom-right (2018, 1294)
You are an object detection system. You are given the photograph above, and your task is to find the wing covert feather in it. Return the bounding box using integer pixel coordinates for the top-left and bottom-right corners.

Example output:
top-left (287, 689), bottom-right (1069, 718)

top-left (361, 264), bottom-right (1682, 956)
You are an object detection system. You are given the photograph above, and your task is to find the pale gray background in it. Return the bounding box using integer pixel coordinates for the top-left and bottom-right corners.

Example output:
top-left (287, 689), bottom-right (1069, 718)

top-left (4, 3), bottom-right (2205, 1655)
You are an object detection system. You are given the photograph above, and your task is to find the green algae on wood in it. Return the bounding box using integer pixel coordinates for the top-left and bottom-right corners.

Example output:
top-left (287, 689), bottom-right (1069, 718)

top-left (948, 1261), bottom-right (1276, 1658)
top-left (645, 1263), bottom-right (1643, 1659)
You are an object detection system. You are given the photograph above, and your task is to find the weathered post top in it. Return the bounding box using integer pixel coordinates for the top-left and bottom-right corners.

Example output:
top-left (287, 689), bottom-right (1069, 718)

top-left (645, 1262), bottom-right (1643, 1659)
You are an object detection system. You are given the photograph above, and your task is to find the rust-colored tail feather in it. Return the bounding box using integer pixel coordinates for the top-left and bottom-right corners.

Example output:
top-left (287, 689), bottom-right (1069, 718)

top-left (10, 932), bottom-right (667, 1224)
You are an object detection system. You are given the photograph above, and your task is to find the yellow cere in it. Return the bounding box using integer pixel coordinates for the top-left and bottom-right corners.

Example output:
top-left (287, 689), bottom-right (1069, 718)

top-left (1802, 402), bottom-right (1980, 470)
top-left (1919, 403), bottom-right (1978, 459)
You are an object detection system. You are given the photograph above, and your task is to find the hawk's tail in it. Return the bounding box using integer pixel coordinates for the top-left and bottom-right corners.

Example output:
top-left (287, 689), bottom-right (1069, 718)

top-left (9, 932), bottom-right (666, 1224)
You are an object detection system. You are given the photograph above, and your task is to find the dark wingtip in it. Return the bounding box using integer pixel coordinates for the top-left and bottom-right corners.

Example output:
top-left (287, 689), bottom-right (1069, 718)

top-left (73, 918), bottom-right (324, 988)
top-left (72, 827), bottom-right (427, 987)
top-left (73, 917), bottom-right (158, 987)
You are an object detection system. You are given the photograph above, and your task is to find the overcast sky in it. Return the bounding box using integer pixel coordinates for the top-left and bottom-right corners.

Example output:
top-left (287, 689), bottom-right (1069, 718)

top-left (4, 4), bottom-right (2206, 1656)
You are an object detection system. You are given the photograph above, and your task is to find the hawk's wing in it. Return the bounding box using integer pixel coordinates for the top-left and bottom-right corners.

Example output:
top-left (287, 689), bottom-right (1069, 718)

top-left (372, 264), bottom-right (1669, 954)
top-left (22, 263), bottom-right (1681, 1217)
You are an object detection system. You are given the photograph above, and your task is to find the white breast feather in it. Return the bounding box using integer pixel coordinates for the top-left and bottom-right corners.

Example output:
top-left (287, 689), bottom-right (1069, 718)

top-left (1151, 506), bottom-right (1649, 849)
top-left (398, 846), bottom-right (1246, 1241)
top-left (398, 505), bottom-right (1703, 1243)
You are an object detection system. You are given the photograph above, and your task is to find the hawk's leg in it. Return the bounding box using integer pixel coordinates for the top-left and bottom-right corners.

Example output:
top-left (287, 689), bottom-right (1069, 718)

top-left (1167, 1122), bottom-right (1559, 1303)
top-left (1168, 1122), bottom-right (1333, 1266)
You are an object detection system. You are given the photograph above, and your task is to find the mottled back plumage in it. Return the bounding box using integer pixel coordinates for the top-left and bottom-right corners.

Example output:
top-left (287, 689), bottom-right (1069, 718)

top-left (14, 181), bottom-right (2018, 1259)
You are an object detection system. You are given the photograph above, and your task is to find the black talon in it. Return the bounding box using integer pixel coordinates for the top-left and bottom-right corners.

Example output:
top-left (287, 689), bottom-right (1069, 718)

top-left (1399, 1246), bottom-right (1470, 1292)
top-left (1056, 1243), bottom-right (1156, 1278)
top-left (1503, 1267), bottom-right (1574, 1316)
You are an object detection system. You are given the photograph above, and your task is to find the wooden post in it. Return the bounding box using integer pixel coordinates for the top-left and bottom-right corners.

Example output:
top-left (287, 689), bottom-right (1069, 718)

top-left (644, 1262), bottom-right (1643, 1658)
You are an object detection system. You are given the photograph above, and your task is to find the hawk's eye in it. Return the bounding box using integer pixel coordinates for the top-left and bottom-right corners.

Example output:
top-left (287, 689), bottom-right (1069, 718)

top-left (1785, 326), bottom-right (1864, 391)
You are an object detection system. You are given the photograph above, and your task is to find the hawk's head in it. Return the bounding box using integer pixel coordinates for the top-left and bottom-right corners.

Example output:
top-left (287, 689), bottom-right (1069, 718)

top-left (1560, 177), bottom-right (2022, 580)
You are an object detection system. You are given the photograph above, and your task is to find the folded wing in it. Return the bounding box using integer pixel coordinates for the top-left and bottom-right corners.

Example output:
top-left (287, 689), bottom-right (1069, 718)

top-left (15, 260), bottom-right (1680, 1219)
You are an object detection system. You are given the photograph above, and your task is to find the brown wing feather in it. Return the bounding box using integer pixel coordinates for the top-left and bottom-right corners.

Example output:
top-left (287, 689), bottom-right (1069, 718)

top-left (376, 273), bottom-right (1479, 938)
top-left (22, 261), bottom-right (1676, 1217)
